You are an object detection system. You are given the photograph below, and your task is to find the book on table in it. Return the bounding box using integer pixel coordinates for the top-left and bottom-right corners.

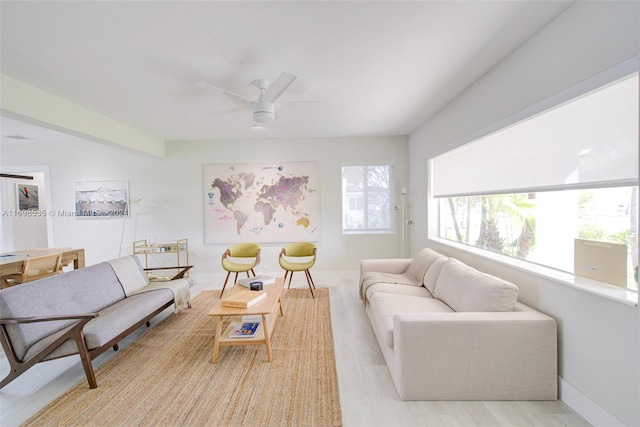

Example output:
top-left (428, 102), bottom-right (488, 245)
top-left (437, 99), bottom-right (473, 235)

top-left (237, 274), bottom-right (276, 288)
top-left (229, 322), bottom-right (261, 338)
top-left (221, 289), bottom-right (267, 308)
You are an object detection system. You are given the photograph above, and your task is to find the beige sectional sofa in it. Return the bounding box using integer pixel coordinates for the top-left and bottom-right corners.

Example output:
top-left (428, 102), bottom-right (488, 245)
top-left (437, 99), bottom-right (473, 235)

top-left (360, 248), bottom-right (557, 401)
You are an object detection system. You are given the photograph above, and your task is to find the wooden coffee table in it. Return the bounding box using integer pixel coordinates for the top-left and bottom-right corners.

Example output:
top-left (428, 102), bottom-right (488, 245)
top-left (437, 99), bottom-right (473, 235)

top-left (208, 278), bottom-right (285, 363)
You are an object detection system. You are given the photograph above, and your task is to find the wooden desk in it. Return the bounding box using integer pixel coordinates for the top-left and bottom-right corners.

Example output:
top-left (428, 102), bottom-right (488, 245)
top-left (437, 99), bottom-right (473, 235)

top-left (0, 248), bottom-right (86, 280)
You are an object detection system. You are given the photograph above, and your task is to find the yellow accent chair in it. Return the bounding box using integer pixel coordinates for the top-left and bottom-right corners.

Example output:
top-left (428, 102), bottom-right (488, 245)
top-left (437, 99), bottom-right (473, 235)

top-left (2, 253), bottom-right (63, 288)
top-left (279, 242), bottom-right (317, 298)
top-left (220, 243), bottom-right (261, 297)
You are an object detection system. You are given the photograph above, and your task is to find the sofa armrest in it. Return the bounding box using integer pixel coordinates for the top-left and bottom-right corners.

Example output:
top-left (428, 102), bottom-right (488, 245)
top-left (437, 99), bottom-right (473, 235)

top-left (0, 313), bottom-right (99, 362)
top-left (392, 311), bottom-right (558, 400)
top-left (0, 312), bottom-right (100, 389)
top-left (360, 258), bottom-right (412, 276)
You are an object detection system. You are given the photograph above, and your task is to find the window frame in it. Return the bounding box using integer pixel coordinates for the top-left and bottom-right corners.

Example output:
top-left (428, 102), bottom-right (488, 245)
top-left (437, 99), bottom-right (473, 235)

top-left (341, 163), bottom-right (395, 235)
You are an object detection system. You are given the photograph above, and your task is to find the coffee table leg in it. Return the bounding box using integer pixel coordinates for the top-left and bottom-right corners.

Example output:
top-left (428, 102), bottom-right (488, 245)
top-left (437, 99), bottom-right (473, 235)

top-left (262, 313), bottom-right (272, 362)
top-left (212, 316), bottom-right (222, 363)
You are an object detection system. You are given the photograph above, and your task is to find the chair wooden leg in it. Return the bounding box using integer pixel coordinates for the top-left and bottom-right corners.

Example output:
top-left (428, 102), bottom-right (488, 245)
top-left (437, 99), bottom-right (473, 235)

top-left (306, 270), bottom-right (316, 289)
top-left (286, 271), bottom-right (294, 289)
top-left (220, 271), bottom-right (232, 298)
top-left (304, 270), bottom-right (315, 299)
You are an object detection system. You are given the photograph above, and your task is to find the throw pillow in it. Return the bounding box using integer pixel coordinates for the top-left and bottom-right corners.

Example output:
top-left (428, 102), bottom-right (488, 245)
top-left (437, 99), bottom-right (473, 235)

top-left (404, 248), bottom-right (444, 284)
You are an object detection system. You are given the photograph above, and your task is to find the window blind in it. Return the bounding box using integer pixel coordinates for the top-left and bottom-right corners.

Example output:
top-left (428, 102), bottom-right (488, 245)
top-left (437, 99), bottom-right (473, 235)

top-left (431, 74), bottom-right (638, 198)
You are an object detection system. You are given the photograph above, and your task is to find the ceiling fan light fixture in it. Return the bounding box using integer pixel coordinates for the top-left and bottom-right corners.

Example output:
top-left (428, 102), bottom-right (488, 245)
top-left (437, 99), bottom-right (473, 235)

top-left (252, 101), bottom-right (275, 123)
top-left (198, 72), bottom-right (297, 124)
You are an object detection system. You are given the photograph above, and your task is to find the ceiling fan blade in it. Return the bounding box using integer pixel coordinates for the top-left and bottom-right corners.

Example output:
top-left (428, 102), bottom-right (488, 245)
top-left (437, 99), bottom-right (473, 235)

top-left (194, 81), bottom-right (253, 105)
top-left (277, 100), bottom-right (330, 105)
top-left (210, 106), bottom-right (248, 116)
top-left (262, 72), bottom-right (297, 103)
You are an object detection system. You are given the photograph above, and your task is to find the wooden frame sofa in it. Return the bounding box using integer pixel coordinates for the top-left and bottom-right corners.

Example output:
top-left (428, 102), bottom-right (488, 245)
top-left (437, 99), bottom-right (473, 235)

top-left (0, 255), bottom-right (191, 389)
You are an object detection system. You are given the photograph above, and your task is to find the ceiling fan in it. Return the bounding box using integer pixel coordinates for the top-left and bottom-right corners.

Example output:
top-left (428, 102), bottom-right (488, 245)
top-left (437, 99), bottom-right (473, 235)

top-left (195, 72), bottom-right (298, 124)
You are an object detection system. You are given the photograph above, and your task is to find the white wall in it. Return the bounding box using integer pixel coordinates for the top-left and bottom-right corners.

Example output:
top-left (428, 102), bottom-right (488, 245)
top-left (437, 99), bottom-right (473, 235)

top-left (409, 2), bottom-right (639, 426)
top-left (0, 135), bottom-right (409, 282)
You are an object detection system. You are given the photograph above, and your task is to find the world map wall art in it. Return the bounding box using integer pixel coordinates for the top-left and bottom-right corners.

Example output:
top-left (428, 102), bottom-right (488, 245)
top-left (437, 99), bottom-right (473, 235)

top-left (203, 162), bottom-right (319, 244)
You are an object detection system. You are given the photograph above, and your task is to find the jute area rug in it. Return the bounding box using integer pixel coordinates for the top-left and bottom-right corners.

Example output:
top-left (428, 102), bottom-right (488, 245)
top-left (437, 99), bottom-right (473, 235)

top-left (25, 288), bottom-right (342, 427)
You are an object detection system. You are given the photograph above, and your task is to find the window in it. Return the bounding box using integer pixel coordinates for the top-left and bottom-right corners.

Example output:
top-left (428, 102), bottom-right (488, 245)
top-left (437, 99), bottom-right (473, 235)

top-left (432, 72), bottom-right (639, 290)
top-left (439, 187), bottom-right (638, 289)
top-left (342, 164), bottom-right (393, 233)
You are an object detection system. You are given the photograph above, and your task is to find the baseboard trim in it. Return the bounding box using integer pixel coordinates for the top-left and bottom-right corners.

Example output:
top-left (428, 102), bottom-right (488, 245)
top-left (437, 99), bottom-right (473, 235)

top-left (559, 377), bottom-right (624, 427)
top-left (189, 270), bottom-right (359, 289)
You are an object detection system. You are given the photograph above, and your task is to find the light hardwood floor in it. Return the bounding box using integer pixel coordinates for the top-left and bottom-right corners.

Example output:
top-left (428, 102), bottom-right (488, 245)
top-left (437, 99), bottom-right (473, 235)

top-left (0, 277), bottom-right (591, 426)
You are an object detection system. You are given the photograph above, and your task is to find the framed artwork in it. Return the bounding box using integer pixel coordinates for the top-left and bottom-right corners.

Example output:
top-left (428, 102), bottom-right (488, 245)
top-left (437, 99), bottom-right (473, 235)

top-left (203, 162), bottom-right (320, 244)
top-left (16, 184), bottom-right (39, 210)
top-left (74, 180), bottom-right (129, 218)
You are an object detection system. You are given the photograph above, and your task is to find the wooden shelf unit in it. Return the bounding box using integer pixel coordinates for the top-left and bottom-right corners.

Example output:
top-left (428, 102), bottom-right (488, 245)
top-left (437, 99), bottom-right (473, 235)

top-left (133, 238), bottom-right (189, 270)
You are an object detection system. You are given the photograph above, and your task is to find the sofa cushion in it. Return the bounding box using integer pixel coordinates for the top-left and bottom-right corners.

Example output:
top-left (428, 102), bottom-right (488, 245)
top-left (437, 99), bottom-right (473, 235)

top-left (365, 282), bottom-right (434, 302)
top-left (23, 289), bottom-right (174, 362)
top-left (83, 289), bottom-right (174, 349)
top-left (359, 271), bottom-right (422, 306)
top-left (434, 258), bottom-right (519, 312)
top-left (404, 248), bottom-right (444, 284)
top-left (105, 255), bottom-right (149, 295)
top-left (0, 263), bottom-right (125, 361)
top-left (423, 256), bottom-right (448, 296)
top-left (369, 292), bottom-right (453, 349)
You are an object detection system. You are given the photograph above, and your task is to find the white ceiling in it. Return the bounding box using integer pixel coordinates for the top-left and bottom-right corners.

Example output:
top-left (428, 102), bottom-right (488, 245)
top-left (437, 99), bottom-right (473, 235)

top-left (0, 1), bottom-right (574, 143)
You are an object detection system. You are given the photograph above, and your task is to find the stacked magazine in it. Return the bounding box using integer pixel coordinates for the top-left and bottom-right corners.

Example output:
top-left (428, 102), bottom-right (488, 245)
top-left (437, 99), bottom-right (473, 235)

top-left (229, 322), bottom-right (261, 338)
